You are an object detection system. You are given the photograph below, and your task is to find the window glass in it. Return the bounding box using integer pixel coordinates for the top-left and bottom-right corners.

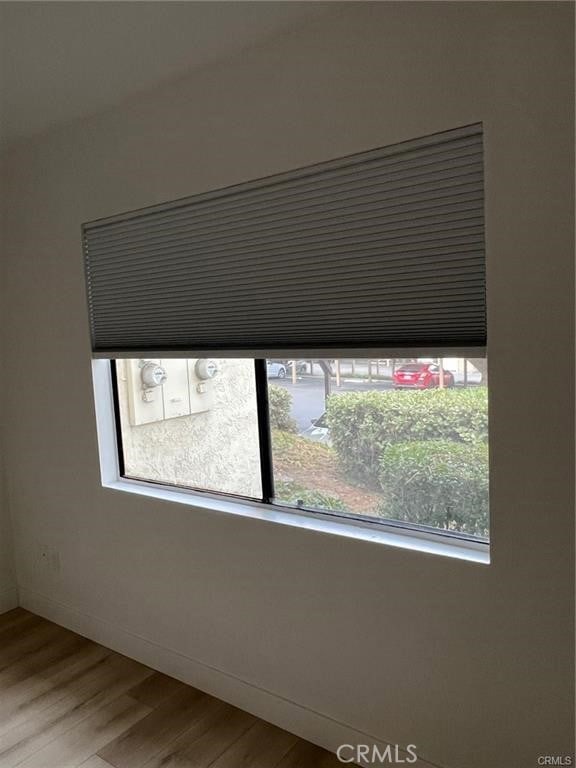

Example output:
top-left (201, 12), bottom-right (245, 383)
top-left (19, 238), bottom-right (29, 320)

top-left (115, 358), bottom-right (262, 499)
top-left (269, 358), bottom-right (489, 539)
top-left (113, 355), bottom-right (488, 541)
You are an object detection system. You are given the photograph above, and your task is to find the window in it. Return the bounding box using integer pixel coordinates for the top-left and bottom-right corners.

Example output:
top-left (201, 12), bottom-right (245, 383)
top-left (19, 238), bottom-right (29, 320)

top-left (85, 124), bottom-right (488, 552)
top-left (111, 356), bottom-right (488, 541)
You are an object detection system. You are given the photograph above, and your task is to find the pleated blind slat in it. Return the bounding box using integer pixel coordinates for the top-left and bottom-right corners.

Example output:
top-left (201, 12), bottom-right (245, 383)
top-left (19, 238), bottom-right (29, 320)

top-left (83, 124), bottom-right (486, 356)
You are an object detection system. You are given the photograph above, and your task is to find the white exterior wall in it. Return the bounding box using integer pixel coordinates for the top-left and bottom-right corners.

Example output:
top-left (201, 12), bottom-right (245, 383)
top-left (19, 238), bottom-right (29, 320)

top-left (1, 4), bottom-right (573, 767)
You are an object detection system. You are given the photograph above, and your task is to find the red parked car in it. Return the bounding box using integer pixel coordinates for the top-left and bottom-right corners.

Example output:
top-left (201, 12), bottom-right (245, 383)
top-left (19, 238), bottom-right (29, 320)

top-left (393, 363), bottom-right (455, 389)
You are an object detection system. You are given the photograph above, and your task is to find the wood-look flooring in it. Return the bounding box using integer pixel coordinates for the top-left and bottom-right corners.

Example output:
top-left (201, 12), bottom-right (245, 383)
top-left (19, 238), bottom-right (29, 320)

top-left (0, 609), bottom-right (344, 768)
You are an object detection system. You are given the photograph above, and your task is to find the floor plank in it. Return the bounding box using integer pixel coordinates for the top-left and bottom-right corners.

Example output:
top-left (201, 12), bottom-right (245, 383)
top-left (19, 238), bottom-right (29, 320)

top-left (208, 720), bottom-right (298, 768)
top-left (0, 614), bottom-right (51, 658)
top-left (15, 695), bottom-right (151, 768)
top-left (0, 620), bottom-right (63, 671)
top-left (0, 608), bottom-right (26, 628)
top-left (0, 654), bottom-right (152, 766)
top-left (98, 688), bottom-right (214, 768)
top-left (126, 672), bottom-right (189, 709)
top-left (276, 740), bottom-right (345, 768)
top-left (0, 642), bottom-right (111, 731)
top-left (132, 697), bottom-right (228, 768)
top-left (0, 610), bottom-right (349, 768)
top-left (0, 609), bottom-right (40, 637)
top-left (140, 704), bottom-right (256, 768)
top-left (0, 628), bottom-right (93, 689)
top-left (79, 756), bottom-right (116, 768)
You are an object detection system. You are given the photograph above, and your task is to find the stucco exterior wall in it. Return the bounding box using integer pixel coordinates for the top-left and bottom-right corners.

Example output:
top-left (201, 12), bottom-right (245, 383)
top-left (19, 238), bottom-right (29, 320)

top-left (117, 358), bottom-right (261, 498)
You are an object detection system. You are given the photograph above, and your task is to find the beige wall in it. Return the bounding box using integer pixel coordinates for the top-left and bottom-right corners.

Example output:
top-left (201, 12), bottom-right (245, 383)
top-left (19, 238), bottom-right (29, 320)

top-left (0, 157), bottom-right (17, 613)
top-left (1, 3), bottom-right (573, 767)
top-left (0, 443), bottom-right (17, 613)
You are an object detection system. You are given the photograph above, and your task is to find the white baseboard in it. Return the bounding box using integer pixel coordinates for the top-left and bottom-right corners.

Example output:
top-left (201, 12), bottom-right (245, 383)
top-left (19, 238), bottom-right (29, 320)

top-left (0, 583), bottom-right (19, 614)
top-left (19, 587), bottom-right (440, 768)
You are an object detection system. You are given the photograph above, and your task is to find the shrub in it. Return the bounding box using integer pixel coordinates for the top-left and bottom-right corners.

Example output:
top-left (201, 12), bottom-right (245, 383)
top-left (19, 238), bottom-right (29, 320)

top-left (268, 385), bottom-right (297, 432)
top-left (327, 387), bottom-right (488, 485)
top-left (378, 440), bottom-right (489, 537)
top-left (274, 480), bottom-right (347, 512)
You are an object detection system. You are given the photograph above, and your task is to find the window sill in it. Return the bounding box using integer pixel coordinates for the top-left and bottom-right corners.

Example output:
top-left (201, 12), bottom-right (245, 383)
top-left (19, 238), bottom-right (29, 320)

top-left (103, 477), bottom-right (490, 565)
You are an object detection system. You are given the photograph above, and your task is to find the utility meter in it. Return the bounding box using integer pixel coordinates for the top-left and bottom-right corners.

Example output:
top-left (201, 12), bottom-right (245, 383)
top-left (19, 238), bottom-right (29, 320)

top-left (140, 361), bottom-right (167, 388)
top-left (195, 359), bottom-right (218, 380)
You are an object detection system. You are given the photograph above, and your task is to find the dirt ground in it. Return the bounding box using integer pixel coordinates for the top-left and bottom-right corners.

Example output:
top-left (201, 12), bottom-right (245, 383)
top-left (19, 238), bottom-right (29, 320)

top-left (272, 429), bottom-right (381, 516)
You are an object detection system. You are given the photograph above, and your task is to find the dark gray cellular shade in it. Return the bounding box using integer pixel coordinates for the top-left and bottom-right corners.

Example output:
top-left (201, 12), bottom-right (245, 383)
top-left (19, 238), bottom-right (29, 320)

top-left (82, 124), bottom-right (486, 356)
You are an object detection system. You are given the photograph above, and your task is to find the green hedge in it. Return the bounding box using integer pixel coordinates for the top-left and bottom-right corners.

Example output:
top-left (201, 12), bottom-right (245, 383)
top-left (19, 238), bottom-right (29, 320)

top-left (327, 387), bottom-right (488, 485)
top-left (378, 440), bottom-right (489, 537)
top-left (268, 385), bottom-right (297, 432)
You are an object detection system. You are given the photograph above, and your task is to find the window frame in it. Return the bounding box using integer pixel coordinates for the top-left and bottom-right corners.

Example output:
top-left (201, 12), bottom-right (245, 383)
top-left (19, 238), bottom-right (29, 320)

top-left (94, 359), bottom-right (490, 565)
